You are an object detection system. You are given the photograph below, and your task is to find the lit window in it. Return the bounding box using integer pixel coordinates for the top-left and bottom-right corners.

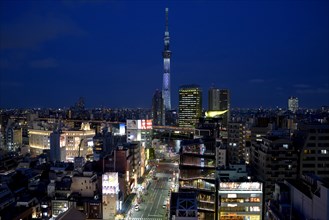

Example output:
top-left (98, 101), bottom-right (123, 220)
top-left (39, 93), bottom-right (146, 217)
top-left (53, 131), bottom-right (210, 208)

top-left (321, 150), bottom-right (327, 154)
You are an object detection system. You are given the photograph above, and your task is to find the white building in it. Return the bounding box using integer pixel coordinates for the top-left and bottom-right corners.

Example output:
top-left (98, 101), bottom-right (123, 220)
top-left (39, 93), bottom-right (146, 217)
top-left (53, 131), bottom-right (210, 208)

top-left (29, 123), bottom-right (95, 161)
top-left (71, 172), bottom-right (98, 197)
top-left (102, 172), bottom-right (120, 220)
top-left (288, 97), bottom-right (299, 113)
top-left (126, 119), bottom-right (152, 176)
top-left (285, 175), bottom-right (329, 220)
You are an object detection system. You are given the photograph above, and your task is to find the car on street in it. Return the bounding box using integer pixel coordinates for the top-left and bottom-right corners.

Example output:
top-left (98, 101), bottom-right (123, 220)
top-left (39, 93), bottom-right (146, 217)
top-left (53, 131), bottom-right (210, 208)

top-left (134, 205), bottom-right (139, 211)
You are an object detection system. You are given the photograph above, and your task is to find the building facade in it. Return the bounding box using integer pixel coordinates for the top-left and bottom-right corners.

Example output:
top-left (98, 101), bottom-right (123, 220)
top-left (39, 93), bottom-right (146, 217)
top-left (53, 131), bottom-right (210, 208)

top-left (152, 89), bottom-right (165, 126)
top-left (179, 138), bottom-right (217, 219)
top-left (296, 123), bottom-right (329, 178)
top-left (208, 87), bottom-right (220, 111)
top-left (219, 89), bottom-right (230, 127)
top-left (178, 85), bottom-right (202, 128)
top-left (219, 182), bottom-right (263, 220)
top-left (227, 122), bottom-right (246, 164)
top-left (250, 135), bottom-right (298, 202)
top-left (29, 126), bottom-right (95, 161)
top-left (268, 174), bottom-right (329, 220)
top-left (288, 97), bottom-right (299, 113)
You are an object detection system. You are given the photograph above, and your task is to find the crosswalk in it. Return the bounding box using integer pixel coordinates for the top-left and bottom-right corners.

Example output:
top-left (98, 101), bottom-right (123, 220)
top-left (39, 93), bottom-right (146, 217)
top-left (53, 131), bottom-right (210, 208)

top-left (127, 218), bottom-right (162, 220)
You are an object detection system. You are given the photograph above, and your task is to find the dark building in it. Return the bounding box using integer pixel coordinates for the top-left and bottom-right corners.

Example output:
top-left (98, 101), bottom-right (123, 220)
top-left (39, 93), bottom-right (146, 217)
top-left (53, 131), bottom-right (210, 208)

top-left (169, 192), bottom-right (198, 220)
top-left (179, 137), bottom-right (218, 219)
top-left (152, 89), bottom-right (165, 126)
top-left (93, 127), bottom-right (126, 162)
top-left (250, 132), bottom-right (298, 202)
top-left (227, 122), bottom-right (246, 164)
top-left (219, 89), bottom-right (230, 127)
top-left (294, 123), bottom-right (329, 178)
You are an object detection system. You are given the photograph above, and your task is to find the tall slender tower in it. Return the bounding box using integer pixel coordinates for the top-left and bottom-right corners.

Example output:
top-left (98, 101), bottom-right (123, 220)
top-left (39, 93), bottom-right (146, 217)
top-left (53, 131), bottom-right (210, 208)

top-left (162, 8), bottom-right (171, 110)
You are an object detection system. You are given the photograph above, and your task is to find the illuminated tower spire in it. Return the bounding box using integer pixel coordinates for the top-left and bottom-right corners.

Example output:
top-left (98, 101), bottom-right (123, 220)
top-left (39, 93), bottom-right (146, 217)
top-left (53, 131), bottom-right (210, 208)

top-left (162, 7), bottom-right (171, 110)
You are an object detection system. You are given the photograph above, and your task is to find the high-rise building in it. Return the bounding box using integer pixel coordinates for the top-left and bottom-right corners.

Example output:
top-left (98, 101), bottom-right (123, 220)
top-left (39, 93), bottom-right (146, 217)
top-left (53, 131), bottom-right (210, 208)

top-left (178, 85), bottom-right (202, 128)
top-left (208, 87), bottom-right (220, 111)
top-left (162, 8), bottom-right (171, 111)
top-left (288, 96), bottom-right (299, 113)
top-left (152, 89), bottom-right (165, 126)
top-left (220, 89), bottom-right (230, 126)
top-left (208, 87), bottom-right (230, 126)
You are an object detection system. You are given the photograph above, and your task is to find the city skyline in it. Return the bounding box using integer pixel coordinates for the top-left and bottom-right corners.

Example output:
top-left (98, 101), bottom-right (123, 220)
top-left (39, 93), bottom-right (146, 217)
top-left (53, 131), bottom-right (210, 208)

top-left (0, 0), bottom-right (328, 109)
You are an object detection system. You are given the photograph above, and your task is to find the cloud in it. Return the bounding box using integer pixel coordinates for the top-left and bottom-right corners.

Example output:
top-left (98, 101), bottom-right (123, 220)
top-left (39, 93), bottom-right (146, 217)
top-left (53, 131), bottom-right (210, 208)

top-left (293, 84), bottom-right (310, 88)
top-left (248, 79), bottom-right (265, 83)
top-left (0, 14), bottom-right (86, 49)
top-left (296, 88), bottom-right (329, 94)
top-left (29, 58), bottom-right (58, 69)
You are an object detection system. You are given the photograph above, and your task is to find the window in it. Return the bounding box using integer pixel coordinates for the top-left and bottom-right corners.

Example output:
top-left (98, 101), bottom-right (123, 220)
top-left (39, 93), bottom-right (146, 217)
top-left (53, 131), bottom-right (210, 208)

top-left (321, 149), bottom-right (327, 154)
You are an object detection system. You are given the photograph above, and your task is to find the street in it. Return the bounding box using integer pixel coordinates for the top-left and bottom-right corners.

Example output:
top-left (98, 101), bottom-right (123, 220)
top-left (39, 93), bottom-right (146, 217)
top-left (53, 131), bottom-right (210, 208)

top-left (128, 160), bottom-right (179, 220)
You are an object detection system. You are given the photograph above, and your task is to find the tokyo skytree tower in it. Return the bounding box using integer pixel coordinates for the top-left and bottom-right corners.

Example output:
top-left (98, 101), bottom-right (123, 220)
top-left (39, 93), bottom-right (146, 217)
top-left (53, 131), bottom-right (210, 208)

top-left (162, 8), bottom-right (171, 110)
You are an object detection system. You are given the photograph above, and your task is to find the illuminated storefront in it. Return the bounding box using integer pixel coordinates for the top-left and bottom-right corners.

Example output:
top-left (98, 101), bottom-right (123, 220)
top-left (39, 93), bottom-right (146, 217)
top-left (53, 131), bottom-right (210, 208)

top-left (102, 172), bottom-right (119, 220)
top-left (126, 119), bottom-right (152, 180)
top-left (219, 182), bottom-right (263, 220)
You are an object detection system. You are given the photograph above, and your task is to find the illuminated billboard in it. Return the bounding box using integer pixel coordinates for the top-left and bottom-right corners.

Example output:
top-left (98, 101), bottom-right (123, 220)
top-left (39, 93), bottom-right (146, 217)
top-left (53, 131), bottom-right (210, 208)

top-left (127, 119), bottom-right (153, 130)
top-left (220, 182), bottom-right (262, 191)
top-left (102, 172), bottom-right (119, 195)
top-left (119, 123), bottom-right (125, 135)
top-left (127, 120), bottom-right (138, 129)
top-left (127, 130), bottom-right (141, 142)
top-left (141, 119), bottom-right (152, 129)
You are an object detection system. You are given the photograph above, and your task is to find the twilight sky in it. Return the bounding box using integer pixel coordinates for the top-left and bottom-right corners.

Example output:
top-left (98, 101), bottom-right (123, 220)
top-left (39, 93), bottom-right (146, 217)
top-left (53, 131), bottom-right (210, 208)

top-left (0, 0), bottom-right (328, 109)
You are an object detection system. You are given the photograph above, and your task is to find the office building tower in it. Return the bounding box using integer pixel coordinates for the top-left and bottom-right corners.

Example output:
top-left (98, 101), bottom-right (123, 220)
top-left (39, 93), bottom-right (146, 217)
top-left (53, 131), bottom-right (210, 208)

top-left (208, 87), bottom-right (220, 111)
top-left (178, 85), bottom-right (202, 128)
top-left (219, 89), bottom-right (230, 126)
top-left (288, 96), bottom-right (299, 113)
top-left (152, 89), bottom-right (165, 126)
top-left (208, 88), bottom-right (230, 126)
top-left (162, 8), bottom-right (171, 110)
